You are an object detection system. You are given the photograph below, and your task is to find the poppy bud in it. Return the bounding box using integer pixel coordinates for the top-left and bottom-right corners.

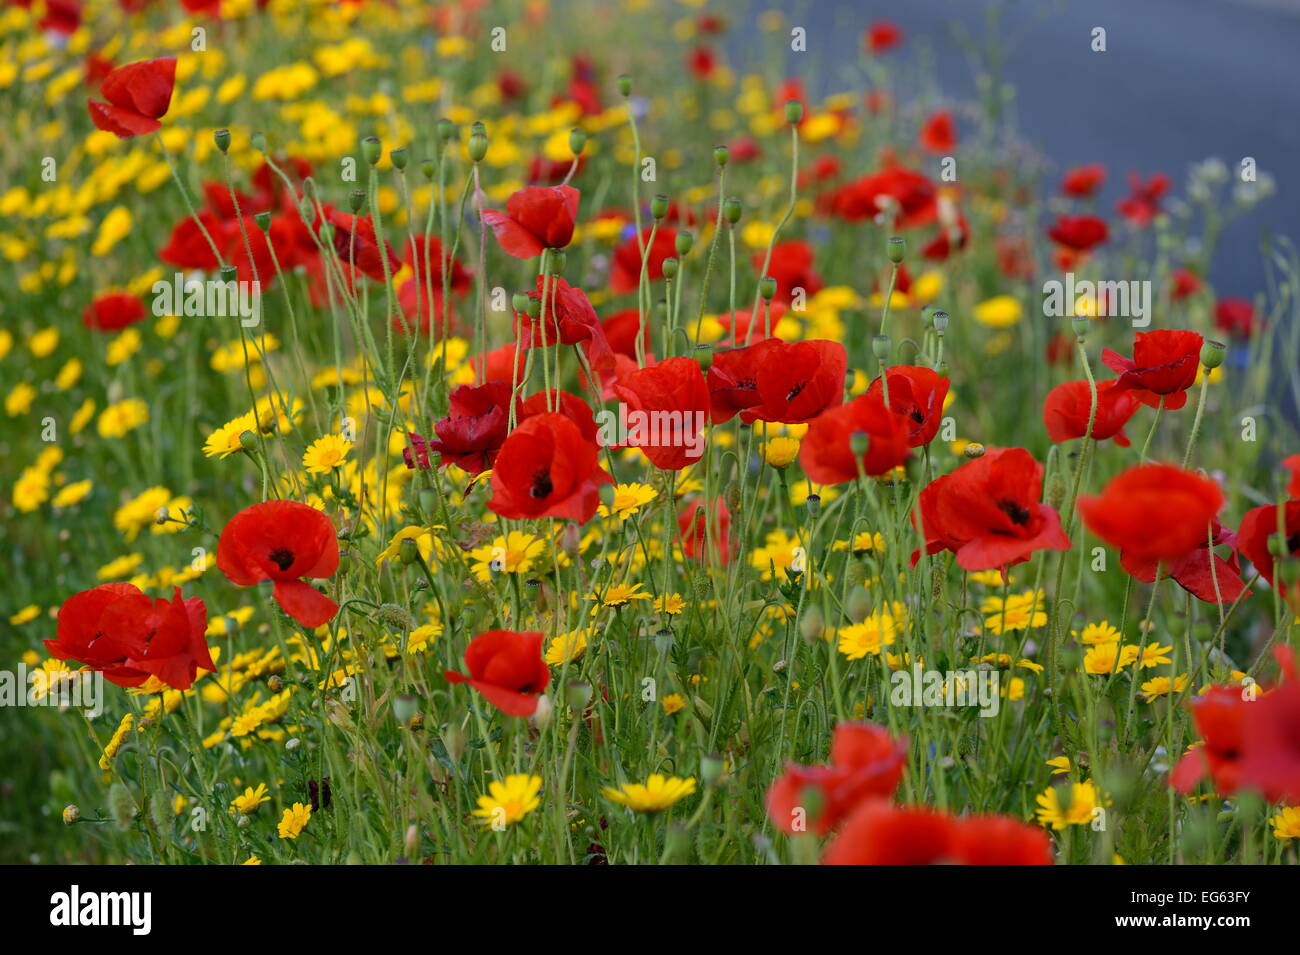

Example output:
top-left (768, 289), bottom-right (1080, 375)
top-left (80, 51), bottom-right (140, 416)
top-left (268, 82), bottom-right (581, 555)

top-left (1045, 474), bottom-right (1068, 510)
top-left (850, 430), bottom-right (871, 457)
top-left (569, 127), bottom-right (587, 156)
top-left (662, 256), bottom-right (679, 279)
top-left (784, 99), bottom-right (803, 124)
top-left (1200, 339), bottom-right (1225, 369)
top-left (566, 680), bottom-right (593, 712)
top-left (392, 693), bottom-right (418, 725)
top-left (930, 309), bottom-right (949, 334)
top-left (437, 118), bottom-right (455, 142)
top-left (650, 194), bottom-right (669, 220)
top-left (238, 430), bottom-right (258, 452)
top-left (842, 557), bottom-right (867, 587)
top-left (759, 276), bottom-right (777, 301)
top-left (654, 628), bottom-right (675, 654)
top-left (964, 442), bottom-right (985, 459)
top-left (713, 144), bottom-right (729, 167)
top-left (214, 128), bottom-right (231, 153)
top-left (267, 674), bottom-right (283, 692)
top-left (467, 123), bottom-right (488, 163)
top-left (62, 804), bottom-right (80, 825)
top-left (419, 158), bottom-right (435, 180)
top-left (700, 753), bottom-right (725, 786)
top-left (531, 694), bottom-right (554, 729)
top-left (254, 211), bottom-right (271, 232)
top-left (871, 334), bottom-right (891, 361)
top-left (511, 292), bottom-right (531, 314)
top-left (724, 481), bottom-right (742, 515)
top-left (348, 189), bottom-right (366, 213)
top-left (251, 131), bottom-right (267, 153)
top-left (549, 249), bottom-right (567, 273)
top-left (846, 584), bottom-right (872, 623)
top-left (723, 196), bottom-right (742, 225)
top-left (149, 791), bottom-right (171, 833)
top-left (675, 231), bottom-right (695, 256)
top-left (108, 783), bottom-right (136, 830)
top-left (389, 147), bottom-right (408, 171)
top-left (361, 136), bottom-right (382, 166)
top-left (617, 74), bottom-right (632, 97)
top-left (441, 723), bottom-right (467, 762)
top-left (378, 603), bottom-right (415, 632)
top-left (886, 235), bottom-right (905, 263)
top-left (799, 605), bottom-right (824, 642)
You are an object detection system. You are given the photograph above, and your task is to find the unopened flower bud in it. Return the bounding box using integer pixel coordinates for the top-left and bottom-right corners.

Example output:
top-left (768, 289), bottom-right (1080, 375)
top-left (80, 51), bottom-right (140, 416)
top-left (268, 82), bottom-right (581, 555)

top-left (871, 334), bottom-right (891, 361)
top-left (250, 131), bottom-right (267, 154)
top-left (886, 235), bottom-right (905, 264)
top-left (724, 481), bottom-right (742, 515)
top-left (108, 783), bottom-right (136, 830)
top-left (598, 482), bottom-right (617, 508)
top-left (361, 136), bottom-right (382, 166)
top-left (149, 791), bottom-right (171, 833)
top-left (214, 128), bottom-right (231, 153)
top-left (846, 585), bottom-right (872, 623)
top-left (566, 680), bottom-right (593, 712)
top-left (1045, 475), bottom-right (1068, 511)
top-left (700, 753), bottom-right (725, 787)
top-left (267, 674), bottom-right (283, 693)
top-left (964, 442), bottom-right (985, 459)
top-left (239, 430), bottom-right (259, 452)
top-left (799, 605), bottom-right (825, 642)
top-left (467, 122), bottom-right (488, 163)
top-left (62, 804), bottom-right (80, 825)
top-left (392, 693), bottom-right (418, 725)
top-left (850, 431), bottom-right (870, 457)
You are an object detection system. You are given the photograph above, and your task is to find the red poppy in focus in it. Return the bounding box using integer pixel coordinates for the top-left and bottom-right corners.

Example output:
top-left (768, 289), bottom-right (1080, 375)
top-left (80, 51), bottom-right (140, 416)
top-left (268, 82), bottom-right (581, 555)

top-left (767, 722), bottom-right (907, 836)
top-left (1120, 519), bottom-right (1249, 605)
top-left (87, 57), bottom-right (176, 138)
top-left (1237, 500), bottom-right (1300, 612)
top-left (741, 339), bottom-right (847, 425)
top-left (1042, 379), bottom-right (1140, 447)
top-left (611, 356), bottom-right (709, 470)
top-left (917, 447), bottom-right (1070, 571)
top-left (1060, 164), bottom-right (1106, 198)
top-left (482, 185), bottom-right (579, 259)
top-left (753, 240), bottom-right (823, 306)
top-left (1078, 464), bottom-right (1223, 563)
top-left (524, 275), bottom-right (616, 372)
top-left (418, 381), bottom-right (518, 475)
top-left (46, 583), bottom-right (215, 690)
top-left (1214, 299), bottom-right (1257, 338)
top-left (519, 389), bottom-right (600, 443)
top-left (866, 365), bottom-right (950, 447)
top-left (83, 291), bottom-right (147, 332)
top-left (864, 20), bottom-right (902, 54)
top-left (1101, 329), bottom-right (1204, 410)
top-left (799, 392), bottom-right (911, 485)
top-left (487, 413), bottom-right (612, 522)
top-left (444, 630), bottom-right (550, 717)
top-left (216, 501), bottom-right (340, 628)
top-left (610, 226), bottom-right (678, 295)
top-left (822, 802), bottom-right (956, 865)
top-left (707, 338), bottom-right (779, 423)
top-left (677, 497), bottom-right (733, 566)
top-left (1047, 214), bottom-right (1108, 253)
top-left (918, 110), bottom-right (956, 154)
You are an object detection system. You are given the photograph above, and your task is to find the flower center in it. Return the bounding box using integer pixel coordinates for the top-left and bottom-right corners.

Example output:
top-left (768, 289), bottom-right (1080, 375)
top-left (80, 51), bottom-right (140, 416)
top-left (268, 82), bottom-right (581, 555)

top-left (996, 499), bottom-right (1031, 526)
top-left (268, 547), bottom-right (295, 571)
top-left (530, 469), bottom-right (553, 499)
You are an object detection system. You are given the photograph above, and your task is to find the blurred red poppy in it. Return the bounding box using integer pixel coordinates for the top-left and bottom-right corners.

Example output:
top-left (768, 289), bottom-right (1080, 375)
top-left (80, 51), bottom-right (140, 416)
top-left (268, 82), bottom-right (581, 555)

top-left (822, 802), bottom-right (956, 865)
top-left (864, 20), bottom-right (902, 54)
top-left (1239, 647), bottom-right (1300, 802)
top-left (1237, 500), bottom-right (1300, 612)
top-left (488, 413), bottom-right (612, 522)
top-left (1101, 329), bottom-right (1204, 410)
top-left (754, 240), bottom-right (823, 306)
top-left (83, 291), bottom-right (147, 332)
top-left (1060, 164), bottom-right (1105, 198)
top-left (1117, 172), bottom-right (1169, 226)
top-left (444, 630), bottom-right (550, 717)
top-left (87, 57), bottom-right (176, 138)
top-left (677, 498), bottom-right (733, 566)
top-left (830, 166), bottom-right (937, 229)
top-left (1214, 299), bottom-right (1257, 338)
top-left (1078, 464), bottom-right (1223, 563)
top-left (919, 110), bottom-right (956, 154)
top-left (610, 226), bottom-right (678, 295)
top-left (1047, 214), bottom-right (1108, 252)
top-left (800, 392), bottom-right (911, 484)
top-left (216, 501), bottom-right (340, 628)
top-left (482, 185), bottom-right (579, 259)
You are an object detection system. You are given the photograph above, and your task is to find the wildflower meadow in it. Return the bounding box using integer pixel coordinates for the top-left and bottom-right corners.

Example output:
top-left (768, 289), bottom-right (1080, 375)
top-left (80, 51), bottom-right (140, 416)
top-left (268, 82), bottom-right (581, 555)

top-left (2, 0), bottom-right (1299, 886)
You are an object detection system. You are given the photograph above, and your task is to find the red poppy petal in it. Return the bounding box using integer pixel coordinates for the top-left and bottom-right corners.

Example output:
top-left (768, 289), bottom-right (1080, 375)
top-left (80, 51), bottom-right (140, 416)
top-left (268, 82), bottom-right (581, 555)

top-left (272, 580), bottom-right (339, 628)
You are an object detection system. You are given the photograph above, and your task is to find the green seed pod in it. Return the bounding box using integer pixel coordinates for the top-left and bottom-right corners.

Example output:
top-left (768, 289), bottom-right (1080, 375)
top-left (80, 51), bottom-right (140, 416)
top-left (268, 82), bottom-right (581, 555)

top-left (713, 144), bottom-right (729, 167)
top-left (675, 230), bottom-right (695, 256)
top-left (930, 309), bottom-right (949, 334)
top-left (254, 211), bottom-right (272, 233)
top-left (650, 194), bottom-right (669, 220)
top-left (759, 276), bottom-right (777, 301)
top-left (662, 256), bottom-right (679, 280)
top-left (511, 292), bottom-right (531, 314)
top-left (250, 130), bottom-right (267, 154)
top-left (1201, 339), bottom-right (1226, 369)
top-left (467, 122), bottom-right (488, 163)
top-left (871, 334), bottom-right (891, 361)
top-left (850, 431), bottom-right (870, 457)
top-left (213, 128), bottom-right (231, 153)
top-left (361, 135), bottom-right (382, 166)
top-left (598, 482), bottom-right (617, 507)
top-left (219, 264), bottom-right (238, 283)
top-left (389, 146), bottom-right (408, 171)
top-left (348, 189), bottom-right (366, 213)
top-left (723, 196), bottom-right (742, 225)
top-left (617, 74), bottom-right (632, 97)
top-left (419, 158), bottom-right (436, 180)
top-left (437, 118), bottom-right (455, 142)
top-left (1072, 315), bottom-right (1090, 340)
top-left (784, 99), bottom-right (803, 124)
top-left (569, 127), bottom-right (587, 156)
top-left (886, 235), bottom-right (905, 264)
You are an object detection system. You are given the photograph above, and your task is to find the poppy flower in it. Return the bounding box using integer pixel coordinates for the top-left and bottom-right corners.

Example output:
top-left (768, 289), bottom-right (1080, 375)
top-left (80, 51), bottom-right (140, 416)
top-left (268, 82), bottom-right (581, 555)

top-left (1285, 455), bottom-right (1300, 499)
top-left (754, 240), bottom-right (823, 306)
top-left (949, 815), bottom-right (1055, 866)
top-left (677, 497), bottom-right (733, 566)
top-left (740, 339), bottom-right (847, 425)
top-left (1214, 299), bottom-right (1257, 338)
top-left (1061, 164), bottom-right (1106, 198)
top-left (917, 447), bottom-right (1070, 572)
top-left (864, 20), bottom-right (902, 54)
top-left (822, 802), bottom-right (957, 865)
top-left (216, 501), bottom-right (340, 628)
top-left (800, 392), bottom-right (911, 485)
top-left (610, 226), bottom-right (679, 295)
top-left (706, 338), bottom-right (779, 423)
top-left (1171, 685), bottom-right (1250, 797)
top-left (1046, 214), bottom-right (1109, 253)
top-left (1239, 646), bottom-right (1300, 803)
top-left (159, 209), bottom-right (225, 272)
top-left (396, 235), bottom-right (471, 335)
top-left (918, 110), bottom-right (956, 154)
top-left (767, 722), bottom-right (907, 836)
top-left (1171, 268), bottom-right (1202, 302)
top-left (83, 291), bottom-right (147, 332)
top-left (524, 275), bottom-right (616, 372)
top-left (1042, 379), bottom-right (1140, 447)
top-left (830, 166), bottom-right (937, 229)
top-left (686, 44), bottom-right (718, 79)
top-left (1120, 520), bottom-right (1249, 604)
top-left (519, 389), bottom-right (600, 443)
top-left (1078, 464), bottom-right (1223, 563)
top-left (444, 630), bottom-right (550, 717)
top-left (610, 356), bottom-right (709, 470)
top-left (1101, 329), bottom-right (1204, 410)
top-left (46, 583), bottom-right (215, 691)
top-left (421, 381), bottom-right (518, 475)
top-left (1236, 500), bottom-right (1300, 612)
top-left (1117, 172), bottom-right (1169, 226)
top-left (599, 308), bottom-right (651, 361)
top-left (487, 413), bottom-right (612, 522)
top-left (324, 210), bottom-right (398, 283)
top-left (866, 365), bottom-right (950, 447)
top-left (87, 57), bottom-right (176, 138)
top-left (482, 185), bottom-right (579, 259)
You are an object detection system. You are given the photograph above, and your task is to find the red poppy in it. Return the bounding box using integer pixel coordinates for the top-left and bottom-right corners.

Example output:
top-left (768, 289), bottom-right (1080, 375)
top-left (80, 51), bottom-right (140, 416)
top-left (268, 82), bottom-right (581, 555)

top-left (46, 583), bottom-right (214, 690)
top-left (866, 365), bottom-right (950, 447)
top-left (419, 381), bottom-right (518, 475)
top-left (87, 57), bottom-right (176, 138)
top-left (1117, 172), bottom-right (1169, 226)
top-left (1046, 214), bottom-right (1108, 252)
top-left (864, 20), bottom-right (902, 54)
top-left (216, 501), bottom-right (340, 628)
top-left (1078, 464), bottom-right (1223, 563)
top-left (686, 44), bottom-right (717, 79)
top-left (487, 413), bottom-right (612, 522)
top-left (918, 110), bottom-right (956, 154)
top-left (917, 447), bottom-right (1070, 571)
top-left (830, 166), bottom-right (937, 229)
top-left (83, 291), bottom-right (147, 332)
top-left (1120, 519), bottom-right (1249, 604)
top-left (1170, 685), bottom-right (1250, 797)
top-left (1214, 299), bottom-right (1257, 338)
top-left (677, 497), bottom-right (733, 566)
top-left (1284, 455), bottom-right (1300, 499)
top-left (1171, 268), bottom-right (1201, 301)
top-left (482, 185), bottom-right (579, 259)
top-left (1061, 164), bottom-right (1106, 198)
top-left (767, 722), bottom-right (907, 836)
top-left (524, 275), bottom-right (616, 372)
top-left (753, 240), bottom-right (823, 306)
top-left (599, 308), bottom-right (651, 360)
top-left (519, 389), bottom-right (599, 443)
top-left (1042, 379), bottom-right (1140, 447)
top-left (1101, 329), bottom-right (1204, 410)
top-left (822, 802), bottom-right (956, 865)
top-left (706, 338), bottom-right (778, 423)
top-left (38, 0), bottom-right (81, 35)
top-left (325, 210), bottom-right (398, 283)
top-left (159, 209), bottom-right (225, 272)
top-left (740, 339), bottom-right (847, 425)
top-left (1237, 500), bottom-right (1300, 612)
top-left (610, 356), bottom-right (709, 470)
top-left (396, 235), bottom-right (471, 335)
top-left (800, 392), bottom-right (910, 484)
top-left (1239, 647), bottom-right (1300, 803)
top-left (949, 815), bottom-right (1055, 865)
top-left (610, 226), bottom-right (678, 295)
top-left (444, 630), bottom-right (550, 717)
